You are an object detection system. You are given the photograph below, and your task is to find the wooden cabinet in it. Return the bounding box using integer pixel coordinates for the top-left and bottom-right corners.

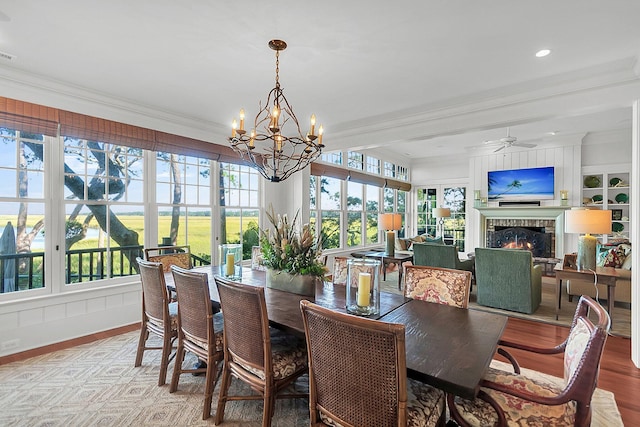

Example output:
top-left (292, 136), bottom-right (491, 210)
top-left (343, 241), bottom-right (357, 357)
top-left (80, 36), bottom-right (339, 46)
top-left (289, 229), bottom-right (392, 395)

top-left (581, 169), bottom-right (630, 242)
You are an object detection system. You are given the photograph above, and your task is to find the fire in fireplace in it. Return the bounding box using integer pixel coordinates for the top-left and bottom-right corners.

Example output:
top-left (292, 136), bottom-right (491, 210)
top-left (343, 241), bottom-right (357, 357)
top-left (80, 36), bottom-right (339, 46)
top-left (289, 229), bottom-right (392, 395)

top-left (487, 226), bottom-right (552, 257)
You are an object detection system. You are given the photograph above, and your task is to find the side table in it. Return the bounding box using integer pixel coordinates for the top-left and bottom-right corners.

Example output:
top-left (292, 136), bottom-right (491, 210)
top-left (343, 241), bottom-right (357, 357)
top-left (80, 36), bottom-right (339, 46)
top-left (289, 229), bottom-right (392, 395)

top-left (554, 265), bottom-right (619, 325)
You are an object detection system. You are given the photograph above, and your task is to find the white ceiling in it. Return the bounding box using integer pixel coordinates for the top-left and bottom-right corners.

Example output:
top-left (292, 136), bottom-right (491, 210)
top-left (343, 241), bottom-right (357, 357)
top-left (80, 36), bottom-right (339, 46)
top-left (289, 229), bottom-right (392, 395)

top-left (0, 1), bottom-right (639, 162)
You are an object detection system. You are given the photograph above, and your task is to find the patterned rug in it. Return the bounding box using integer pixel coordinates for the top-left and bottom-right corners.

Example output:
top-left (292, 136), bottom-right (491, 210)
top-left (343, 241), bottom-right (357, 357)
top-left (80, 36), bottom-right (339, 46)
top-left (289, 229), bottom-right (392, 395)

top-left (0, 331), bottom-right (622, 426)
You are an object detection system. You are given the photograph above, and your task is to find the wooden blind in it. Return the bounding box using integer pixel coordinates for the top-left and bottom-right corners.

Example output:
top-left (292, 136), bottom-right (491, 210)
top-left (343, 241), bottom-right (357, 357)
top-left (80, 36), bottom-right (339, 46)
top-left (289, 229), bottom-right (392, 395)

top-left (311, 162), bottom-right (411, 191)
top-left (0, 96), bottom-right (249, 165)
top-left (0, 97), bottom-right (59, 136)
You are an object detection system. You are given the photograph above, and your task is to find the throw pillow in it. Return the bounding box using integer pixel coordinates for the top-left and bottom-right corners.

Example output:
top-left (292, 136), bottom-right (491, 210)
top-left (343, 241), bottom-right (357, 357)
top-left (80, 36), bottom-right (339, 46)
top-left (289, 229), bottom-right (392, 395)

top-left (602, 246), bottom-right (626, 268)
top-left (424, 236), bottom-right (444, 245)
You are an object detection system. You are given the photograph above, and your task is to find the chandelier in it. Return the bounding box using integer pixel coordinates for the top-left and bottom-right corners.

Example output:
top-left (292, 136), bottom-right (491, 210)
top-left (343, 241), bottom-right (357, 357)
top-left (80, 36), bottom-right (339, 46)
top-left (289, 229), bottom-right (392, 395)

top-left (229, 40), bottom-right (324, 182)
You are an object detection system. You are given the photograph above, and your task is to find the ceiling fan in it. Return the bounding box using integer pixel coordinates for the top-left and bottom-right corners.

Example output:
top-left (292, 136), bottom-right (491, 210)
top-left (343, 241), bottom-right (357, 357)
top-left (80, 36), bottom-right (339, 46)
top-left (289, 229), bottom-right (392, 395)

top-left (483, 127), bottom-right (537, 152)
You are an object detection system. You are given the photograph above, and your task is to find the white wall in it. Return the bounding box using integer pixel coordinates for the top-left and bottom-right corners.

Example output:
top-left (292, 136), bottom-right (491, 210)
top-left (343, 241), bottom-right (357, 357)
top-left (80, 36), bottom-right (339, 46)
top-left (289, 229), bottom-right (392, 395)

top-left (0, 281), bottom-right (141, 357)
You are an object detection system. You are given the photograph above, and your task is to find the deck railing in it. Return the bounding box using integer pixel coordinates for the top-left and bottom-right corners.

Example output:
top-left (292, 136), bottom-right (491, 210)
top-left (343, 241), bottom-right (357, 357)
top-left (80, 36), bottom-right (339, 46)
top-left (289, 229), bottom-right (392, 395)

top-left (0, 246), bottom-right (211, 293)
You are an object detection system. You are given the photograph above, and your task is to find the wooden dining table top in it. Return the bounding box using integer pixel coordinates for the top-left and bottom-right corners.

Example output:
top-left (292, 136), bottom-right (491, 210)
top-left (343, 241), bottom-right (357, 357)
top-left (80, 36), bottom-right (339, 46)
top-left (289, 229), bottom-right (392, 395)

top-left (165, 265), bottom-right (507, 399)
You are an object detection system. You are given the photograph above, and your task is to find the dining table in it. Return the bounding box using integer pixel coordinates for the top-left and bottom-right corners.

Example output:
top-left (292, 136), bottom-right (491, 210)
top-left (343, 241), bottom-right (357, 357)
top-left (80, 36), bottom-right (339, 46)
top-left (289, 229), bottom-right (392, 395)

top-left (165, 265), bottom-right (508, 400)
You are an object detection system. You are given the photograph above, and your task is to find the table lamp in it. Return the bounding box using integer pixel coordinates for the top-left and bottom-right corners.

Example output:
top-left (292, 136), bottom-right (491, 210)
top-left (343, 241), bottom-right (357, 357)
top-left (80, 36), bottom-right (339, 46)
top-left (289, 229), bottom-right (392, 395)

top-left (433, 207), bottom-right (451, 239)
top-left (379, 213), bottom-right (402, 257)
top-left (564, 208), bottom-right (611, 271)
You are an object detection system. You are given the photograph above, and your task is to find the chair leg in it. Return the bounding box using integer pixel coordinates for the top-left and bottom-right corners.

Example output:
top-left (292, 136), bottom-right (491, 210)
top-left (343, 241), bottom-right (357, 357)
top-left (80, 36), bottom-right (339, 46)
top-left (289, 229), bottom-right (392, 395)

top-left (262, 389), bottom-right (275, 427)
top-left (202, 358), bottom-right (216, 420)
top-left (134, 325), bottom-right (148, 367)
top-left (158, 332), bottom-right (172, 386)
top-left (214, 364), bottom-right (232, 425)
top-left (169, 341), bottom-right (185, 393)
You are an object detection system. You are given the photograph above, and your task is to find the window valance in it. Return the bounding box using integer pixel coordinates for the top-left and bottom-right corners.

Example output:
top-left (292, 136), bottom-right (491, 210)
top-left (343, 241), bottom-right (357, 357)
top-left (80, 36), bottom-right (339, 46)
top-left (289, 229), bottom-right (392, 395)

top-left (310, 162), bottom-right (411, 191)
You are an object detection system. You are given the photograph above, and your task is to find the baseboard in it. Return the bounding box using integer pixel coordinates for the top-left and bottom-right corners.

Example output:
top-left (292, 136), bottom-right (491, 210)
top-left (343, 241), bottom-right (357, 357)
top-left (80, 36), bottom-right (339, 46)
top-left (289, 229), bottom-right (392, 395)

top-left (0, 323), bottom-right (140, 366)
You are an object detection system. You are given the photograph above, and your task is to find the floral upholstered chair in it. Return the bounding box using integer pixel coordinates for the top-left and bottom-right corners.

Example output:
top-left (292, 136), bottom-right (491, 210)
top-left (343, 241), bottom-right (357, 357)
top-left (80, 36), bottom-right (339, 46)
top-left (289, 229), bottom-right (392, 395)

top-left (448, 296), bottom-right (610, 426)
top-left (144, 245), bottom-right (192, 272)
top-left (404, 265), bottom-right (472, 309)
top-left (331, 256), bottom-right (350, 285)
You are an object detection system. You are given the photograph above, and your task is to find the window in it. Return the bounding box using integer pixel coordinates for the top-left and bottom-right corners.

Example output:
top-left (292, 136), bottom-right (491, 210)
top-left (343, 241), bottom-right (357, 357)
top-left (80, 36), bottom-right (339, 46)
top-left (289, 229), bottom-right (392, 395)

top-left (156, 153), bottom-right (213, 263)
top-left (0, 129), bottom-right (46, 293)
top-left (384, 161), bottom-right (395, 178)
top-left (310, 170), bottom-right (409, 250)
top-left (63, 138), bottom-right (145, 284)
top-left (366, 156), bottom-right (381, 175)
top-left (318, 176), bottom-right (341, 250)
top-left (347, 151), bottom-right (364, 170)
top-left (416, 186), bottom-right (467, 252)
top-left (219, 163), bottom-right (260, 260)
top-left (321, 151), bottom-right (342, 165)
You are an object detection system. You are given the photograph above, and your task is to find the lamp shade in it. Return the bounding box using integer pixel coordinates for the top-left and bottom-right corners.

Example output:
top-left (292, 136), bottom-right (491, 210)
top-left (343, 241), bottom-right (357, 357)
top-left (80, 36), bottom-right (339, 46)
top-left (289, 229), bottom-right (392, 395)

top-left (379, 213), bottom-right (402, 231)
top-left (565, 208), bottom-right (612, 235)
top-left (433, 207), bottom-right (451, 219)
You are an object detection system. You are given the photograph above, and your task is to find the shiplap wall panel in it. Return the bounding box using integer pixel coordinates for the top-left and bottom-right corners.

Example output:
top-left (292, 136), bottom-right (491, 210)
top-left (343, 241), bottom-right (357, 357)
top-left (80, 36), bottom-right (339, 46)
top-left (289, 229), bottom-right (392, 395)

top-left (469, 143), bottom-right (582, 251)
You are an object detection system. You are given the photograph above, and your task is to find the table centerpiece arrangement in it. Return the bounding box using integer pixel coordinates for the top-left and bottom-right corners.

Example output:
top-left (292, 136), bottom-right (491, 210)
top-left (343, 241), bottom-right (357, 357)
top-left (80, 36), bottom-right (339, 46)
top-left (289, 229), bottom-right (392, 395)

top-left (260, 205), bottom-right (327, 296)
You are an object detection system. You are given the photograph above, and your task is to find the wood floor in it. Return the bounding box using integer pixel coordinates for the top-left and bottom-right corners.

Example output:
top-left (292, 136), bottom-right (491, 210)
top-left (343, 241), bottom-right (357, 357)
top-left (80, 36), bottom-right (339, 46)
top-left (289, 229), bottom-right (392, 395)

top-left (502, 317), bottom-right (640, 426)
top-left (2, 318), bottom-right (639, 425)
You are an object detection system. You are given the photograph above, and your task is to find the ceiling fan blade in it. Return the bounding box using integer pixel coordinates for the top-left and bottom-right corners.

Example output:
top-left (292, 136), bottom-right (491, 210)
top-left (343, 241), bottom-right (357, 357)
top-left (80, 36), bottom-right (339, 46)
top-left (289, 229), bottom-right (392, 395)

top-left (483, 139), bottom-right (501, 145)
top-left (493, 145), bottom-right (505, 152)
top-left (515, 142), bottom-right (537, 148)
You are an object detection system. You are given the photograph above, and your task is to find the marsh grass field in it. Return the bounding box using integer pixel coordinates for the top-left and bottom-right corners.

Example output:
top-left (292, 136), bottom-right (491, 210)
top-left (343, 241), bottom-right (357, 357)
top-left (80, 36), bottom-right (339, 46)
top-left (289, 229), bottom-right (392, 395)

top-left (0, 214), bottom-right (259, 258)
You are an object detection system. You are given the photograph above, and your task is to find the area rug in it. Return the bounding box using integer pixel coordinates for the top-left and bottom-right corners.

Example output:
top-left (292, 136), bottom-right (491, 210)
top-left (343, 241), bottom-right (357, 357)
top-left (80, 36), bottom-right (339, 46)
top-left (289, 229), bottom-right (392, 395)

top-left (0, 331), bottom-right (623, 426)
top-left (380, 272), bottom-right (631, 338)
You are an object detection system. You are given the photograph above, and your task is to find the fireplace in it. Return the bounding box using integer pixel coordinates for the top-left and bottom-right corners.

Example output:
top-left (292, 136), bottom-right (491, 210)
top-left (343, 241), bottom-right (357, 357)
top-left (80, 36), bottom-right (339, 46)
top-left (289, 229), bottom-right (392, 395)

top-left (487, 226), bottom-right (552, 257)
top-left (477, 207), bottom-right (570, 258)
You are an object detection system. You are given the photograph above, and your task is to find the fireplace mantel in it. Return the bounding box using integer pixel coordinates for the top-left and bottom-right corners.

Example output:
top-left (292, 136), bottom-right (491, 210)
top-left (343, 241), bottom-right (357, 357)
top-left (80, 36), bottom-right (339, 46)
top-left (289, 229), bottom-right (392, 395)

top-left (476, 206), bottom-right (572, 255)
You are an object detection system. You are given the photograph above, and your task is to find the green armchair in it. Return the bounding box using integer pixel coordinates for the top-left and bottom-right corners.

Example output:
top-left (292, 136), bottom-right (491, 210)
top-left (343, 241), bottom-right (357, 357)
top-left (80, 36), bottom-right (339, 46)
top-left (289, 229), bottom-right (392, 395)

top-left (412, 242), bottom-right (474, 273)
top-left (474, 247), bottom-right (542, 314)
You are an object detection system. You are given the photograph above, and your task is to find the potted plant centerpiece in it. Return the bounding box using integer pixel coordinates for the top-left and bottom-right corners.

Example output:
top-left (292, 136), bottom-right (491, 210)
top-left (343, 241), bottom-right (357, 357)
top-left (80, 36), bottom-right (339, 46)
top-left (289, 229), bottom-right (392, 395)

top-left (260, 206), bottom-right (326, 296)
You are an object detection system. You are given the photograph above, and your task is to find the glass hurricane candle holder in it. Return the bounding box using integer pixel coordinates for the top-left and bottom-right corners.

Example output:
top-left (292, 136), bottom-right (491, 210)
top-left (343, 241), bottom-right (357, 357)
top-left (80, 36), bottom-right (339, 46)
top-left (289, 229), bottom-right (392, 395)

top-left (345, 258), bottom-right (381, 316)
top-left (219, 243), bottom-right (243, 279)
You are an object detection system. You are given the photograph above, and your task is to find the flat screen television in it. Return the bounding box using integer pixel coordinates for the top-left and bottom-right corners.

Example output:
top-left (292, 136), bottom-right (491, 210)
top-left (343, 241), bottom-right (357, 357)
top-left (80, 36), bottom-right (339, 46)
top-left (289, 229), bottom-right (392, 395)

top-left (488, 166), bottom-right (554, 201)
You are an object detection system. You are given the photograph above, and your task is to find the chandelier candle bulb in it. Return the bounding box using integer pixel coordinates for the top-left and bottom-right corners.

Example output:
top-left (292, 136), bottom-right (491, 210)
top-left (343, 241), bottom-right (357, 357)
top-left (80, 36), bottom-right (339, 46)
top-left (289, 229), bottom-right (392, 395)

top-left (239, 109), bottom-right (245, 131)
top-left (231, 119), bottom-right (237, 138)
top-left (318, 125), bottom-right (324, 147)
top-left (309, 114), bottom-right (316, 136)
top-left (248, 129), bottom-right (256, 149)
top-left (357, 272), bottom-right (371, 307)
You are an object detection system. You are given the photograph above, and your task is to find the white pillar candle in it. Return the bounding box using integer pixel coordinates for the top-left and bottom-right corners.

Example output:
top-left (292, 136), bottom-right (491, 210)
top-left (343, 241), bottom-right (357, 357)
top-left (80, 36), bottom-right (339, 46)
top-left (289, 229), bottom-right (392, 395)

top-left (357, 272), bottom-right (371, 306)
top-left (226, 253), bottom-right (235, 276)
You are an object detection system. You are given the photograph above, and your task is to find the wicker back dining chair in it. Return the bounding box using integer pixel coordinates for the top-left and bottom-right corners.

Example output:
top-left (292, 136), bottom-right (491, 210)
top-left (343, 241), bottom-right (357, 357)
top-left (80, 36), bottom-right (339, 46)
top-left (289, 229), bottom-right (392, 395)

top-left (144, 245), bottom-right (192, 272)
top-left (213, 276), bottom-right (308, 427)
top-left (300, 300), bottom-right (446, 427)
top-left (448, 295), bottom-right (610, 427)
top-left (404, 265), bottom-right (472, 309)
top-left (134, 257), bottom-right (178, 386)
top-left (169, 266), bottom-right (224, 420)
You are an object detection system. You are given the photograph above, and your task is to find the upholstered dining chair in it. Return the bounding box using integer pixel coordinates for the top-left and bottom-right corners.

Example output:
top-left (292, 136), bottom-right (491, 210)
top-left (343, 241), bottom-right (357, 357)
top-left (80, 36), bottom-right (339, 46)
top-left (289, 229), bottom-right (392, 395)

top-left (404, 265), bottom-right (472, 309)
top-left (447, 295), bottom-right (610, 427)
top-left (300, 300), bottom-right (446, 426)
top-left (144, 245), bottom-right (192, 272)
top-left (169, 266), bottom-right (224, 420)
top-left (330, 256), bottom-right (350, 285)
top-left (134, 257), bottom-right (178, 386)
top-left (213, 276), bottom-right (308, 427)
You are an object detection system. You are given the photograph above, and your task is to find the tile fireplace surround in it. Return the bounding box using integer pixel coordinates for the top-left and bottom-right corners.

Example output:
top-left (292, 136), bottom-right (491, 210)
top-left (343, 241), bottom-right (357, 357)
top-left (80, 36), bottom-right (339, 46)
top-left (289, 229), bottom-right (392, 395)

top-left (476, 206), bottom-right (571, 257)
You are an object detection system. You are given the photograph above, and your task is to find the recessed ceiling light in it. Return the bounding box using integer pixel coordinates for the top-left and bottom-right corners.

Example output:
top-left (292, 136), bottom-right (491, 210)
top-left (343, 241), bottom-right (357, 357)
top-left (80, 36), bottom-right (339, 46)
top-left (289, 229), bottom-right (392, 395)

top-left (536, 49), bottom-right (551, 58)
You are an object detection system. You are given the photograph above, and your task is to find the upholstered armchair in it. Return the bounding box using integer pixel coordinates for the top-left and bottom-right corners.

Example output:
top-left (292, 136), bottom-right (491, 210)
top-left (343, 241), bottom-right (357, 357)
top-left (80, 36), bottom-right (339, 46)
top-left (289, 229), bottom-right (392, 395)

top-left (474, 247), bottom-right (542, 314)
top-left (412, 242), bottom-right (474, 273)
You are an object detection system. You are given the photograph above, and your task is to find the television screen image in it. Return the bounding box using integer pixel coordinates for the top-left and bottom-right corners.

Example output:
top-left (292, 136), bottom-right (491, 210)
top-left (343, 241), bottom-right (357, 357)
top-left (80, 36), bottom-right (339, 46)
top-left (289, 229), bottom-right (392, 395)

top-left (488, 166), bottom-right (555, 201)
